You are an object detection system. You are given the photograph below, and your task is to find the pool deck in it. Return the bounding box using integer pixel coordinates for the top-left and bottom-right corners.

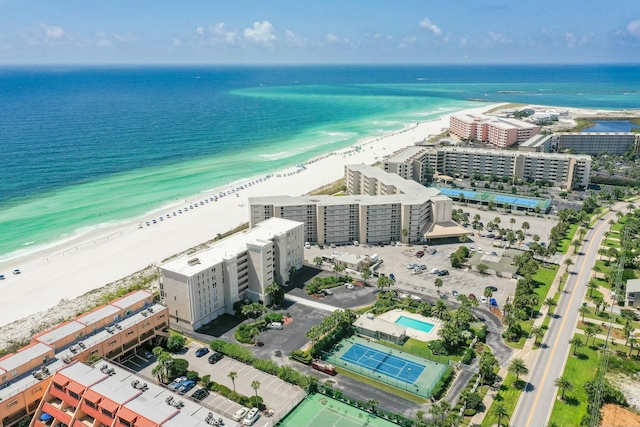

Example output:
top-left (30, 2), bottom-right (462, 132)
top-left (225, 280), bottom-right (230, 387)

top-left (377, 309), bottom-right (442, 342)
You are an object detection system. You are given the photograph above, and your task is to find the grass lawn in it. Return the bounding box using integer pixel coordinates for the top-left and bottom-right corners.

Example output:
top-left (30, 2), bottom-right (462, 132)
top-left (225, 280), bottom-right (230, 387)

top-left (558, 224), bottom-right (579, 254)
top-left (480, 372), bottom-right (523, 427)
top-left (377, 338), bottom-right (459, 364)
top-left (603, 239), bottom-right (622, 248)
top-left (334, 367), bottom-right (428, 404)
top-left (611, 222), bottom-right (625, 232)
top-left (586, 288), bottom-right (603, 302)
top-left (532, 266), bottom-right (560, 311)
top-left (549, 334), bottom-right (602, 427)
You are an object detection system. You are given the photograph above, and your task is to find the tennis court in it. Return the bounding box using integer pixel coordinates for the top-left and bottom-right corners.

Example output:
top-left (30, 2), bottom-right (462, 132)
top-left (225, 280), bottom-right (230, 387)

top-left (435, 186), bottom-right (551, 212)
top-left (323, 336), bottom-right (447, 398)
top-left (278, 393), bottom-right (401, 427)
top-left (340, 343), bottom-right (424, 384)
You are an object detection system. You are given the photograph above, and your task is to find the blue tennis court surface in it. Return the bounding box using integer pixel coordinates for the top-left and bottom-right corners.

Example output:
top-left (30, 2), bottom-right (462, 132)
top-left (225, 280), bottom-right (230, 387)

top-left (340, 343), bottom-right (425, 384)
top-left (439, 188), bottom-right (478, 199)
top-left (495, 195), bottom-right (538, 207)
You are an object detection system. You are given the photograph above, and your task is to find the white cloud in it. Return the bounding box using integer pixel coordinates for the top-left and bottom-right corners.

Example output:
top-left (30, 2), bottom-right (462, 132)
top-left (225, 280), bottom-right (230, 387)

top-left (565, 32), bottom-right (577, 48)
top-left (43, 25), bottom-right (65, 40)
top-left (488, 31), bottom-right (511, 44)
top-left (419, 17), bottom-right (441, 36)
top-left (326, 33), bottom-right (341, 43)
top-left (97, 39), bottom-right (113, 48)
top-left (398, 36), bottom-right (417, 48)
top-left (196, 27), bottom-right (204, 36)
top-left (210, 23), bottom-right (238, 45)
top-left (285, 30), bottom-right (307, 47)
top-left (244, 21), bottom-right (277, 45)
top-left (628, 20), bottom-right (640, 38)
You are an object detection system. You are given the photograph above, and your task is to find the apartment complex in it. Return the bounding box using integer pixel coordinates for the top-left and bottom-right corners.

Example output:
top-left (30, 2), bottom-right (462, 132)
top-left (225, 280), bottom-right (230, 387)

top-left (449, 114), bottom-right (540, 148)
top-left (383, 146), bottom-right (591, 190)
top-left (519, 132), bottom-right (639, 156)
top-left (30, 360), bottom-right (234, 427)
top-left (249, 164), bottom-right (467, 246)
top-left (157, 217), bottom-right (304, 331)
top-left (0, 291), bottom-right (168, 427)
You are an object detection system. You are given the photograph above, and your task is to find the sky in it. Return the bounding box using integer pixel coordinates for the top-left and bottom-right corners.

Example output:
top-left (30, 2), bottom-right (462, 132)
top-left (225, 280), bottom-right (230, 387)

top-left (1, 0), bottom-right (640, 64)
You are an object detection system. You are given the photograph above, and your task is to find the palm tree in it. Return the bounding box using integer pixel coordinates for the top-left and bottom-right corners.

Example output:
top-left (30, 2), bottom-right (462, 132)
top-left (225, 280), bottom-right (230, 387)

top-left (569, 336), bottom-right (584, 356)
top-left (544, 298), bottom-right (557, 316)
top-left (251, 380), bottom-right (261, 402)
top-left (510, 218), bottom-right (516, 230)
top-left (554, 376), bottom-right (574, 400)
top-left (508, 358), bottom-right (529, 385)
top-left (459, 234), bottom-right (469, 246)
top-left (484, 287), bottom-right (493, 304)
top-left (432, 299), bottom-right (449, 321)
top-left (313, 256), bottom-right (323, 268)
top-left (564, 258), bottom-right (574, 271)
top-left (628, 336), bottom-right (637, 357)
top-left (434, 278), bottom-right (443, 293)
top-left (587, 280), bottom-right (599, 297)
top-left (521, 221), bottom-right (530, 235)
top-left (228, 371), bottom-right (238, 393)
top-left (491, 402), bottom-right (509, 427)
top-left (577, 305), bottom-right (590, 323)
top-left (585, 324), bottom-right (600, 345)
top-left (530, 326), bottom-right (544, 345)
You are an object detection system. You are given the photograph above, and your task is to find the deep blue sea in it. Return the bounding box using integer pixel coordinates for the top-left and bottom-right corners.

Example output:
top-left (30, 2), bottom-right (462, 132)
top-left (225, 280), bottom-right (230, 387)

top-left (1, 64), bottom-right (639, 260)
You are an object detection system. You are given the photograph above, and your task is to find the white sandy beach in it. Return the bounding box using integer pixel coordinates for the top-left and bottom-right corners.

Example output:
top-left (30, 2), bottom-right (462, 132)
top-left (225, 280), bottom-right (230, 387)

top-left (0, 104), bottom-right (495, 328)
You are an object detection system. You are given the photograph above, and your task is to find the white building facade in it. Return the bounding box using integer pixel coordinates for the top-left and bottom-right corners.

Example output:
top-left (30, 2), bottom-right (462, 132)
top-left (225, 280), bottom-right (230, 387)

top-left (157, 218), bottom-right (304, 331)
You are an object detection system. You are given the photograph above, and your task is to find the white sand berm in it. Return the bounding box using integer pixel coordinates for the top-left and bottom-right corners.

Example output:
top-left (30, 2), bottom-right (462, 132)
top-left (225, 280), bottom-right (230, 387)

top-left (0, 104), bottom-right (496, 348)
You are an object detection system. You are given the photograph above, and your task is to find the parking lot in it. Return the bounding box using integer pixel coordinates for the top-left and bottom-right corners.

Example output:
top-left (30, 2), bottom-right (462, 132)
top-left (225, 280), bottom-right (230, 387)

top-left (131, 341), bottom-right (305, 424)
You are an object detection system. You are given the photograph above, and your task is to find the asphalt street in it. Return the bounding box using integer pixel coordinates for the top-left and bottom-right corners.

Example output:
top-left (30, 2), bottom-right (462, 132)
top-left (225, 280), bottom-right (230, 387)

top-left (511, 203), bottom-right (629, 427)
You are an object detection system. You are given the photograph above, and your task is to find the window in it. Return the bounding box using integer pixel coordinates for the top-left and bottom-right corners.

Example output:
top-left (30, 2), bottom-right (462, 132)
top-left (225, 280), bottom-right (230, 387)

top-left (69, 390), bottom-right (80, 400)
top-left (85, 400), bottom-right (96, 409)
top-left (101, 408), bottom-right (114, 418)
top-left (53, 382), bottom-right (65, 391)
top-left (119, 417), bottom-right (132, 427)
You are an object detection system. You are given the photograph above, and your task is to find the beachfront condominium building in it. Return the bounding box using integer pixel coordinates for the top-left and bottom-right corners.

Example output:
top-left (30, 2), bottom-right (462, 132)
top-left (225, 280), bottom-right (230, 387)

top-left (157, 217), bottom-right (304, 331)
top-left (0, 291), bottom-right (168, 427)
top-left (249, 164), bottom-right (468, 245)
top-left (383, 146), bottom-right (591, 190)
top-left (29, 360), bottom-right (236, 427)
top-left (518, 132), bottom-right (639, 156)
top-left (449, 114), bottom-right (540, 148)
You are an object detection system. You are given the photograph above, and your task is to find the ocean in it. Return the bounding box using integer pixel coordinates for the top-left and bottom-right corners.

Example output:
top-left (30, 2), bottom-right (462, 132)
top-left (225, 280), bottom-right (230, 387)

top-left (1, 64), bottom-right (639, 260)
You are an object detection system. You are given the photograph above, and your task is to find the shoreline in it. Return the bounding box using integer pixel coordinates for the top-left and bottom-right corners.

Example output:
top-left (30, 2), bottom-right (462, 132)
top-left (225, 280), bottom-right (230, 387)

top-left (0, 103), bottom-right (497, 330)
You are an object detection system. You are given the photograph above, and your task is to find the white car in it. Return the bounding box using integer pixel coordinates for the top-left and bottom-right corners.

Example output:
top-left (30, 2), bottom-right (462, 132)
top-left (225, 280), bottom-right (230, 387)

top-left (233, 407), bottom-right (249, 421)
top-left (477, 248), bottom-right (483, 252)
top-left (406, 264), bottom-right (417, 269)
top-left (267, 322), bottom-right (283, 330)
top-left (304, 242), bottom-right (311, 249)
top-left (480, 296), bottom-right (487, 304)
top-left (345, 283), bottom-right (355, 290)
top-left (243, 407), bottom-right (260, 425)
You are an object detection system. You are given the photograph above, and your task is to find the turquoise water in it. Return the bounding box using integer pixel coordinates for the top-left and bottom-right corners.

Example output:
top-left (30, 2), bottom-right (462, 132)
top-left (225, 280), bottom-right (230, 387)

top-left (395, 316), bottom-right (435, 333)
top-left (1, 65), bottom-right (639, 260)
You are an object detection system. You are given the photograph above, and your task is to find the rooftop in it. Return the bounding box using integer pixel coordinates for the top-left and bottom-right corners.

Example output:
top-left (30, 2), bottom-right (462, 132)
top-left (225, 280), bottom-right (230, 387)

top-left (347, 164), bottom-right (430, 195)
top-left (0, 342), bottom-right (52, 372)
top-left (111, 289), bottom-right (154, 309)
top-left (626, 279), bottom-right (640, 293)
top-left (385, 146), bottom-right (430, 163)
top-left (34, 320), bottom-right (86, 346)
top-left (76, 304), bottom-right (121, 327)
top-left (159, 217), bottom-right (303, 276)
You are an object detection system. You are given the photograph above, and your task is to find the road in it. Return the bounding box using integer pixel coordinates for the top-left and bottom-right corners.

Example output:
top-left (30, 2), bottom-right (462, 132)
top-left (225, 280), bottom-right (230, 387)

top-left (511, 205), bottom-right (627, 427)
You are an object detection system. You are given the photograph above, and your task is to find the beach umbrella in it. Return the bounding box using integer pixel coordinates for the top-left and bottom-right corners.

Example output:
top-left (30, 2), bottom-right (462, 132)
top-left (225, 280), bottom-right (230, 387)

top-left (40, 412), bottom-right (52, 421)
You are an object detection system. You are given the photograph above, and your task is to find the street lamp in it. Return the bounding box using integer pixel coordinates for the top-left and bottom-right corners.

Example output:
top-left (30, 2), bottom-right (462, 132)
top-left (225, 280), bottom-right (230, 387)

top-left (405, 368), bottom-right (411, 390)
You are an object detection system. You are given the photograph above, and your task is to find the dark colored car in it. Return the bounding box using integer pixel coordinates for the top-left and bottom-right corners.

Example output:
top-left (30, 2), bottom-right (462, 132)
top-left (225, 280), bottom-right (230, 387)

top-left (208, 352), bottom-right (223, 364)
top-left (416, 250), bottom-right (425, 258)
top-left (192, 388), bottom-right (210, 401)
top-left (195, 347), bottom-right (209, 358)
top-left (486, 286), bottom-right (498, 292)
top-left (177, 380), bottom-right (196, 395)
top-left (452, 290), bottom-right (459, 299)
top-left (437, 269), bottom-right (449, 276)
top-left (490, 297), bottom-right (498, 307)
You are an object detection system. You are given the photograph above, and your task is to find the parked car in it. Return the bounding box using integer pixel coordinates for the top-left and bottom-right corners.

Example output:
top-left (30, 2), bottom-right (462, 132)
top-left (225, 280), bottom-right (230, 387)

top-left (490, 297), bottom-right (498, 307)
top-left (192, 388), bottom-right (209, 401)
top-left (195, 347), bottom-right (209, 358)
top-left (437, 269), bottom-right (449, 276)
top-left (477, 248), bottom-right (483, 252)
top-left (12, 269), bottom-right (21, 275)
top-left (345, 283), bottom-right (355, 290)
top-left (452, 290), bottom-right (459, 299)
top-left (428, 248), bottom-right (437, 255)
top-left (233, 407), bottom-right (249, 421)
top-left (486, 285), bottom-right (498, 292)
top-left (322, 289), bottom-right (333, 295)
top-left (208, 352), bottom-right (223, 364)
top-left (168, 376), bottom-right (187, 390)
top-left (177, 380), bottom-right (196, 395)
top-left (406, 263), bottom-right (417, 269)
top-left (430, 268), bottom-right (440, 274)
top-left (267, 322), bottom-right (283, 330)
top-left (416, 251), bottom-right (425, 258)
top-left (243, 407), bottom-right (260, 426)
top-left (0, 275), bottom-right (5, 280)
top-left (480, 296), bottom-right (487, 304)
top-left (140, 350), bottom-right (154, 360)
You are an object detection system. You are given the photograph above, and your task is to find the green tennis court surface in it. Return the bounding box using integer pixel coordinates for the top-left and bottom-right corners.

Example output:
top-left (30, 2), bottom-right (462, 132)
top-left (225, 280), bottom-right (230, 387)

top-left (278, 393), bottom-right (401, 427)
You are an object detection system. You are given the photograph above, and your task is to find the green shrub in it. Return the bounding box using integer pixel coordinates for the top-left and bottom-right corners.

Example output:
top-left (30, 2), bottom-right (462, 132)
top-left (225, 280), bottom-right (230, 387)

top-left (264, 313), bottom-right (283, 323)
top-left (250, 395), bottom-right (265, 410)
top-left (186, 370), bottom-right (200, 382)
top-left (475, 325), bottom-right (488, 342)
top-left (210, 340), bottom-right (256, 364)
top-left (464, 408), bottom-right (477, 416)
top-left (430, 366), bottom-right (454, 400)
top-left (290, 349), bottom-right (313, 364)
top-left (235, 324), bottom-right (258, 344)
top-left (461, 348), bottom-right (476, 365)
top-left (166, 333), bottom-right (186, 353)
top-left (169, 358), bottom-right (189, 379)
top-left (252, 359), bottom-right (279, 375)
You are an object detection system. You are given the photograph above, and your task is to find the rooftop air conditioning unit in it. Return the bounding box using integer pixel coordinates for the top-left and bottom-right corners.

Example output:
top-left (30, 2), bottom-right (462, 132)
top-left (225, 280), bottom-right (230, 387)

top-left (188, 257), bottom-right (201, 266)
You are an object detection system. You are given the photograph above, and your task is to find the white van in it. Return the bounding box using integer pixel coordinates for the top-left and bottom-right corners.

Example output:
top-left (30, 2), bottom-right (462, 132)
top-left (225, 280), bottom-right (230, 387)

top-left (304, 242), bottom-right (311, 249)
top-left (243, 407), bottom-right (260, 425)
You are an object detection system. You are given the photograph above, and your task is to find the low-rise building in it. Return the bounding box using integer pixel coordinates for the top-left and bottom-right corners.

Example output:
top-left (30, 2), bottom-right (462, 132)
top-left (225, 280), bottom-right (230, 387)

top-left (157, 217), bottom-right (304, 331)
top-left (625, 279), bottom-right (640, 307)
top-left (0, 291), bottom-right (168, 427)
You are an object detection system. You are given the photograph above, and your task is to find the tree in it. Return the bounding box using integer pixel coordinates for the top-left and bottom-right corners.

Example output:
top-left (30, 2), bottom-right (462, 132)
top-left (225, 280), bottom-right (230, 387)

top-left (288, 266), bottom-right (297, 285)
top-left (521, 221), bottom-right (530, 235)
top-left (361, 267), bottom-right (371, 281)
top-left (251, 380), bottom-right (261, 400)
top-left (434, 278), bottom-right (444, 293)
top-left (152, 348), bottom-right (173, 383)
top-left (585, 324), bottom-right (600, 345)
top-left (333, 262), bottom-right (346, 277)
top-left (479, 350), bottom-right (499, 384)
top-left (530, 326), bottom-right (544, 345)
top-left (166, 333), bottom-right (186, 353)
top-left (483, 287), bottom-right (493, 303)
top-left (313, 256), bottom-right (323, 268)
top-left (554, 376), bottom-right (574, 400)
top-left (564, 258), bottom-right (574, 271)
top-left (265, 282), bottom-right (284, 307)
top-left (459, 234), bottom-right (469, 246)
top-left (377, 276), bottom-right (393, 293)
top-left (628, 336), bottom-right (637, 357)
top-left (544, 298), bottom-right (557, 316)
top-left (432, 299), bottom-right (450, 321)
top-left (241, 302), bottom-right (267, 323)
top-left (401, 228), bottom-right (408, 242)
top-left (569, 336), bottom-right (584, 356)
top-left (510, 218), bottom-right (517, 230)
top-left (587, 280), bottom-right (599, 298)
top-left (491, 402), bottom-right (509, 427)
top-left (477, 263), bottom-right (489, 274)
top-left (367, 399), bottom-right (379, 413)
top-left (508, 358), bottom-right (529, 385)
top-left (228, 371), bottom-right (237, 393)
top-left (577, 305), bottom-right (590, 323)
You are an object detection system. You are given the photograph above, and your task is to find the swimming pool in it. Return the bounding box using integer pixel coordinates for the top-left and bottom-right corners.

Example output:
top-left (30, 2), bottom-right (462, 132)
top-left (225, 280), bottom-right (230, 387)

top-left (395, 316), bottom-right (435, 333)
